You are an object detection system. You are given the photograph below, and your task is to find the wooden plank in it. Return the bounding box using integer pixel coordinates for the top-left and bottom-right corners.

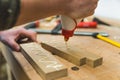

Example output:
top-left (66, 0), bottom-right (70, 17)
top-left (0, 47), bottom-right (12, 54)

top-left (41, 42), bottom-right (102, 68)
top-left (20, 42), bottom-right (67, 80)
top-left (80, 50), bottom-right (103, 68)
top-left (41, 43), bottom-right (86, 66)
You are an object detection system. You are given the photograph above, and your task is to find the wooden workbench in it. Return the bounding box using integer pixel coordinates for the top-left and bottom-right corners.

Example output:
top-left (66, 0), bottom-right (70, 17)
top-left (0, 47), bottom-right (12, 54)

top-left (1, 25), bottom-right (120, 80)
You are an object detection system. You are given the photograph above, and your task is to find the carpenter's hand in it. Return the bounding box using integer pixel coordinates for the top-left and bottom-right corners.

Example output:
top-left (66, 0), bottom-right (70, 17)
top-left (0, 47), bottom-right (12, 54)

top-left (0, 27), bottom-right (37, 51)
top-left (16, 0), bottom-right (98, 25)
top-left (63, 0), bottom-right (99, 18)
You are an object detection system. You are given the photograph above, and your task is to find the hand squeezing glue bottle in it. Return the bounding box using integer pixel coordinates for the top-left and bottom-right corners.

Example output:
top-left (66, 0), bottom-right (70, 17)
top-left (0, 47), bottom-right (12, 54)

top-left (61, 15), bottom-right (82, 41)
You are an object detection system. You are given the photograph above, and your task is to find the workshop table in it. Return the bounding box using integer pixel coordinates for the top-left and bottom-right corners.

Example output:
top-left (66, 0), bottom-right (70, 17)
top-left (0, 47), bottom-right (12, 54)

top-left (1, 25), bottom-right (120, 80)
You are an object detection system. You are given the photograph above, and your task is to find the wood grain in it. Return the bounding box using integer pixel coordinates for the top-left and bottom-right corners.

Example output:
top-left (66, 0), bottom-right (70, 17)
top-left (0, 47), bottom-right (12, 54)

top-left (41, 41), bottom-right (102, 68)
top-left (20, 42), bottom-right (67, 80)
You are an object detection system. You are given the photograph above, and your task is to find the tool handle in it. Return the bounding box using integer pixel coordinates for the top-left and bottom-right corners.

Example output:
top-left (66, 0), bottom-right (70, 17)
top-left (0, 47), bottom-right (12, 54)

top-left (97, 34), bottom-right (120, 48)
top-left (93, 33), bottom-right (120, 48)
top-left (77, 22), bottom-right (97, 28)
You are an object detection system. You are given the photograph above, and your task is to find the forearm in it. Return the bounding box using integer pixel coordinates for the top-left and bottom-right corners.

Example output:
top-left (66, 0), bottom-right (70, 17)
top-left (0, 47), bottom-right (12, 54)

top-left (16, 0), bottom-right (98, 25)
top-left (16, 0), bottom-right (66, 25)
top-left (0, 0), bottom-right (98, 29)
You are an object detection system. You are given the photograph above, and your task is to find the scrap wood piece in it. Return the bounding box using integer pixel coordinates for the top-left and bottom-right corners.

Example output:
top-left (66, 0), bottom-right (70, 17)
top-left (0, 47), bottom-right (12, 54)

top-left (41, 42), bottom-right (103, 68)
top-left (20, 42), bottom-right (67, 80)
top-left (80, 50), bottom-right (103, 68)
top-left (41, 43), bottom-right (86, 66)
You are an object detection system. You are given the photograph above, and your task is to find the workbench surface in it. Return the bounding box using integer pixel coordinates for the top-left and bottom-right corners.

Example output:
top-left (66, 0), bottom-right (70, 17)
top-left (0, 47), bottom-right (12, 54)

top-left (1, 25), bottom-right (120, 80)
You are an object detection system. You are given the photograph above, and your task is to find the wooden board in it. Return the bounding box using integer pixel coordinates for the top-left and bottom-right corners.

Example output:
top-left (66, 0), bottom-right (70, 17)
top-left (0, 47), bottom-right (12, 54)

top-left (20, 42), bottom-right (67, 80)
top-left (41, 43), bottom-right (86, 66)
top-left (41, 42), bottom-right (102, 68)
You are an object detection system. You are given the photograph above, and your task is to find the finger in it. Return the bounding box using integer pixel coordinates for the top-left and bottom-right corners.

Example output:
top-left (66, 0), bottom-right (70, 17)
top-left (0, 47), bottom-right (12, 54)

top-left (27, 30), bottom-right (37, 42)
top-left (19, 28), bottom-right (37, 42)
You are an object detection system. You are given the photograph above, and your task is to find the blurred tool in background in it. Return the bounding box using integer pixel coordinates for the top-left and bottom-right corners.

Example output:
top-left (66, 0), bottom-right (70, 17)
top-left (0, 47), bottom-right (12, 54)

top-left (93, 33), bottom-right (120, 48)
top-left (77, 21), bottom-right (97, 28)
top-left (24, 19), bottom-right (109, 37)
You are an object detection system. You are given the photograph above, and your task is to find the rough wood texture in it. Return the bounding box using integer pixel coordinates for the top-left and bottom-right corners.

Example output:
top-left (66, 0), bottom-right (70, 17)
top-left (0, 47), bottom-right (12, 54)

top-left (41, 43), bottom-right (86, 66)
top-left (20, 42), bottom-right (67, 80)
top-left (41, 42), bottom-right (102, 68)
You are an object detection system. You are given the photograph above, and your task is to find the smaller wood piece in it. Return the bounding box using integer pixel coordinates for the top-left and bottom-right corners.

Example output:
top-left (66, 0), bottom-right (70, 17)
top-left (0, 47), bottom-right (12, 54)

top-left (20, 42), bottom-right (67, 80)
top-left (41, 42), bottom-right (103, 68)
top-left (41, 43), bottom-right (86, 66)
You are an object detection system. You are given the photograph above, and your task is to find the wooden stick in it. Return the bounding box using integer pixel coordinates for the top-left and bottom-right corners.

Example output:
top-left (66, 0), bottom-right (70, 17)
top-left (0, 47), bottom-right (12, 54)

top-left (41, 42), bottom-right (103, 68)
top-left (20, 42), bottom-right (67, 80)
top-left (41, 43), bottom-right (86, 66)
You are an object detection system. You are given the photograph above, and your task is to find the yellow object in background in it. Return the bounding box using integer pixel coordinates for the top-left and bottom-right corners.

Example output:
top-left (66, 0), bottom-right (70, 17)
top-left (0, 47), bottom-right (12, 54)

top-left (45, 16), bottom-right (57, 21)
top-left (96, 34), bottom-right (120, 48)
